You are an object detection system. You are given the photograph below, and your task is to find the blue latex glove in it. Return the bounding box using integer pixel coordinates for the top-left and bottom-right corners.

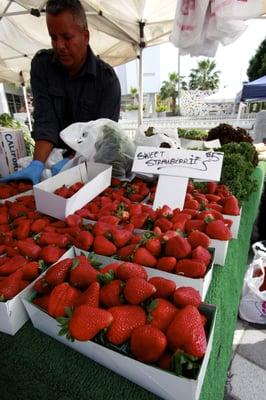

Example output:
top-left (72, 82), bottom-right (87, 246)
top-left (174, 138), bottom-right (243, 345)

top-left (51, 157), bottom-right (70, 176)
top-left (0, 160), bottom-right (44, 185)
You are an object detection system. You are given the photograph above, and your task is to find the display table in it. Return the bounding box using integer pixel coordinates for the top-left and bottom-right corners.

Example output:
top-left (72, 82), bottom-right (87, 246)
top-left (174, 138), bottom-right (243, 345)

top-left (0, 163), bottom-right (265, 400)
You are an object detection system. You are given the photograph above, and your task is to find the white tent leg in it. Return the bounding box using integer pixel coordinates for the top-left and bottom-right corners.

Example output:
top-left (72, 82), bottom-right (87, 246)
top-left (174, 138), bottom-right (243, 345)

top-left (22, 85), bottom-right (32, 131)
top-left (138, 46), bottom-right (143, 126)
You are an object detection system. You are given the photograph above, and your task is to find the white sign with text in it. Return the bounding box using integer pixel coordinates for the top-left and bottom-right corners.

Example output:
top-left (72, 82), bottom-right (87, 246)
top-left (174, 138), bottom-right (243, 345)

top-left (132, 146), bottom-right (224, 210)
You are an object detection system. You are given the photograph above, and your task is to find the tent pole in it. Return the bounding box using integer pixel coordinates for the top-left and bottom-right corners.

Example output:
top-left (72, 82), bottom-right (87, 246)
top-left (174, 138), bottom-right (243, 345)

top-left (20, 71), bottom-right (32, 131)
top-left (177, 49), bottom-right (181, 115)
top-left (138, 46), bottom-right (143, 126)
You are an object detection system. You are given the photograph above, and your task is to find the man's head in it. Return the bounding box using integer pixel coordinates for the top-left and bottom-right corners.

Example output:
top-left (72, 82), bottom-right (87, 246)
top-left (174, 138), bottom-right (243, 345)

top-left (46, 0), bottom-right (89, 75)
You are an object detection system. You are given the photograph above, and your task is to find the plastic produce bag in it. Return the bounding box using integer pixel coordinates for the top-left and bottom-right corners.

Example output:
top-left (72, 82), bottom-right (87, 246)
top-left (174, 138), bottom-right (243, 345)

top-left (239, 257), bottom-right (266, 324)
top-left (60, 119), bottom-right (136, 179)
top-left (135, 125), bottom-right (180, 148)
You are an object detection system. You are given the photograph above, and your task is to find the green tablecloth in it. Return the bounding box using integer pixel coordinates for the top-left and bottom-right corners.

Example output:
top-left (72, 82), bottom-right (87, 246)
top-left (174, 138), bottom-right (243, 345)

top-left (1, 163), bottom-right (265, 400)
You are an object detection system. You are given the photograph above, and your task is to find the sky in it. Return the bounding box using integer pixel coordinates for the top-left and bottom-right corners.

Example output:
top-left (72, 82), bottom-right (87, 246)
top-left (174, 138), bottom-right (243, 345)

top-left (160, 18), bottom-right (266, 96)
top-left (121, 18), bottom-right (266, 98)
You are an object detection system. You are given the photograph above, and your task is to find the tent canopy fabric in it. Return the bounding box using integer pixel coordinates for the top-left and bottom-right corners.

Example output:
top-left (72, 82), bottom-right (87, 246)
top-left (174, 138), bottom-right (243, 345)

top-left (0, 0), bottom-right (177, 83)
top-left (239, 75), bottom-right (266, 102)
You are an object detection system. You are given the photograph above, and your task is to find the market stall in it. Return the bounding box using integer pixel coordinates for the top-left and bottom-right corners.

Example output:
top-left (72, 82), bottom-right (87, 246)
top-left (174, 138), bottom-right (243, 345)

top-left (0, 161), bottom-right (264, 400)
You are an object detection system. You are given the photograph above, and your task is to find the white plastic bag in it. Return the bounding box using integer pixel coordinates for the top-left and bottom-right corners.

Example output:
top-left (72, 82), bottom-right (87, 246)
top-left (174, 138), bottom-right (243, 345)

top-left (239, 258), bottom-right (266, 324)
top-left (60, 119), bottom-right (136, 179)
top-left (211, 0), bottom-right (263, 20)
top-left (135, 125), bottom-right (180, 148)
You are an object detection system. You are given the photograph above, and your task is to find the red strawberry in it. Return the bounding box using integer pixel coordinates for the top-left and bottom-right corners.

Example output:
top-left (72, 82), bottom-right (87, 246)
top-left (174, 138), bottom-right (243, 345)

top-left (166, 305), bottom-right (207, 358)
top-left (100, 280), bottom-right (124, 308)
top-left (116, 262), bottom-right (148, 281)
top-left (155, 217), bottom-right (173, 233)
top-left (45, 258), bottom-right (73, 286)
top-left (17, 240), bottom-right (42, 260)
top-left (0, 254), bottom-right (27, 276)
top-left (106, 305), bottom-right (146, 345)
top-left (173, 287), bottom-right (201, 308)
top-left (21, 261), bottom-right (41, 281)
top-left (223, 196), bottom-right (240, 215)
top-left (39, 246), bottom-right (65, 264)
top-left (156, 205), bottom-right (173, 219)
top-left (130, 325), bottom-right (167, 363)
top-left (175, 259), bottom-right (206, 278)
top-left (99, 262), bottom-right (120, 275)
top-left (124, 277), bottom-right (156, 304)
top-left (110, 229), bottom-right (132, 248)
top-left (145, 237), bottom-right (162, 258)
top-left (156, 256), bottom-right (176, 272)
top-left (69, 256), bottom-right (98, 288)
top-left (30, 218), bottom-right (50, 233)
top-left (187, 230), bottom-right (211, 249)
top-left (33, 294), bottom-right (50, 311)
top-left (148, 277), bottom-right (176, 299)
top-left (93, 221), bottom-right (113, 236)
top-left (130, 213), bottom-right (149, 229)
top-left (117, 244), bottom-right (138, 260)
top-left (93, 235), bottom-right (117, 256)
top-left (192, 246), bottom-right (212, 266)
top-left (184, 199), bottom-right (200, 210)
top-left (158, 352), bottom-right (172, 371)
top-left (33, 277), bottom-right (51, 294)
top-left (185, 219), bottom-right (206, 234)
top-left (205, 219), bottom-right (232, 240)
top-left (75, 281), bottom-right (100, 307)
top-left (74, 230), bottom-right (94, 250)
top-left (47, 282), bottom-right (81, 317)
top-left (165, 235), bottom-right (192, 259)
top-left (206, 181), bottom-right (217, 194)
top-left (67, 305), bottom-right (113, 341)
top-left (0, 270), bottom-right (25, 300)
top-left (147, 298), bottom-right (177, 332)
top-left (133, 247), bottom-right (157, 267)
top-left (205, 194), bottom-right (221, 203)
top-left (66, 214), bottom-right (82, 227)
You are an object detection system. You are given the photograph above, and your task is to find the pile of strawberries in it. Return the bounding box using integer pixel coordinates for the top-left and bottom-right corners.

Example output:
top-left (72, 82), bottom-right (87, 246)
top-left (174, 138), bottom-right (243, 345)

top-left (54, 181), bottom-right (84, 198)
top-left (32, 256), bottom-right (208, 376)
top-left (0, 181), bottom-right (32, 200)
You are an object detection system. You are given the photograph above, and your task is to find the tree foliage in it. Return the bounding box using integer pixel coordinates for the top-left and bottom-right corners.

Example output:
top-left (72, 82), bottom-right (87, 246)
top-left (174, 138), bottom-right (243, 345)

top-left (159, 72), bottom-right (187, 114)
top-left (247, 37), bottom-right (266, 81)
top-left (189, 59), bottom-right (220, 90)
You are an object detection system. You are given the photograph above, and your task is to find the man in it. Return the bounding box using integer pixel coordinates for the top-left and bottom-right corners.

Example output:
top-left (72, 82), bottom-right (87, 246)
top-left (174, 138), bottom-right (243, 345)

top-left (1, 0), bottom-right (121, 184)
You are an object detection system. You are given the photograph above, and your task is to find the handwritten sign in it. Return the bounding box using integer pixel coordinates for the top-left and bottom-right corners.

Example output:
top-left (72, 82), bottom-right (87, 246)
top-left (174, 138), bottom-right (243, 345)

top-left (132, 146), bottom-right (224, 210)
top-left (132, 146), bottom-right (224, 181)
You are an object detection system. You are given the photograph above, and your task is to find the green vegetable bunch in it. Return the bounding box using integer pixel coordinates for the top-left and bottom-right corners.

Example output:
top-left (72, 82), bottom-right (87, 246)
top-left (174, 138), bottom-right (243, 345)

top-left (178, 128), bottom-right (208, 140)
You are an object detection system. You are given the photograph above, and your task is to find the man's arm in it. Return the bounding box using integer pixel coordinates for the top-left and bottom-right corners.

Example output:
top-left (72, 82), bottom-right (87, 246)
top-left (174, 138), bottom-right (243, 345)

top-left (33, 140), bottom-right (54, 163)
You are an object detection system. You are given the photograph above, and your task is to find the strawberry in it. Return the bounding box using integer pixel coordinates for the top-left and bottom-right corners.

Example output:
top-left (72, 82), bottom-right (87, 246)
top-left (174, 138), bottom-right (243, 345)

top-left (38, 232), bottom-right (70, 248)
top-left (117, 244), bottom-right (138, 260)
top-left (130, 213), bottom-right (149, 229)
top-left (222, 196), bottom-right (240, 215)
top-left (39, 246), bottom-right (65, 264)
top-left (33, 277), bottom-right (51, 294)
top-left (130, 325), bottom-right (167, 363)
top-left (184, 199), bottom-right (200, 210)
top-left (30, 218), bottom-right (50, 233)
top-left (116, 262), bottom-right (148, 281)
top-left (109, 229), bottom-right (132, 248)
top-left (98, 215), bottom-right (120, 225)
top-left (133, 247), bottom-right (157, 267)
top-left (74, 230), bottom-right (94, 250)
top-left (93, 221), bottom-right (113, 236)
top-left (185, 219), bottom-right (206, 234)
top-left (145, 237), bottom-right (162, 258)
top-left (93, 235), bottom-right (117, 256)
top-left (147, 298), bottom-right (177, 332)
top-left (156, 256), bottom-right (176, 272)
top-left (21, 261), bottom-right (41, 281)
top-left (17, 240), bottom-right (42, 260)
top-left (148, 277), bottom-right (176, 299)
top-left (156, 205), bottom-right (173, 219)
top-left (198, 210), bottom-right (224, 221)
top-left (155, 217), bottom-right (173, 233)
top-left (47, 282), bottom-right (81, 318)
top-left (173, 287), bottom-right (201, 308)
top-left (165, 235), bottom-right (192, 259)
top-left (33, 294), bottom-right (50, 311)
top-left (192, 246), bottom-right (212, 266)
top-left (75, 281), bottom-right (100, 307)
top-left (13, 219), bottom-right (31, 240)
top-left (206, 181), bottom-right (217, 194)
top-left (65, 214), bottom-right (82, 227)
top-left (45, 258), bottom-right (73, 286)
top-left (99, 262), bottom-right (120, 275)
top-left (124, 277), bottom-right (156, 304)
top-left (0, 270), bottom-right (25, 300)
top-left (187, 230), bottom-right (211, 249)
top-left (0, 254), bottom-right (27, 276)
top-left (158, 352), bottom-right (172, 371)
top-left (106, 305), bottom-right (146, 345)
top-left (54, 185), bottom-right (69, 198)
top-left (205, 219), bottom-right (232, 240)
top-left (69, 256), bottom-right (98, 288)
top-left (166, 305), bottom-right (207, 358)
top-left (100, 280), bottom-right (124, 308)
top-left (67, 305), bottom-right (113, 341)
top-left (175, 259), bottom-right (206, 278)
top-left (205, 194), bottom-right (221, 203)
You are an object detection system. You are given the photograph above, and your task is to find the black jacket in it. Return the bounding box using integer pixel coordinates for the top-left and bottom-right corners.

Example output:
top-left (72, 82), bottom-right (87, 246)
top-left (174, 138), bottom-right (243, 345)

top-left (30, 46), bottom-right (121, 148)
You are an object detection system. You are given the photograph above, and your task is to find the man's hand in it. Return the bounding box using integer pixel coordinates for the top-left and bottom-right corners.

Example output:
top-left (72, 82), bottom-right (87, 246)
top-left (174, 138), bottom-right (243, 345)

top-left (0, 160), bottom-right (44, 185)
top-left (51, 157), bottom-right (70, 176)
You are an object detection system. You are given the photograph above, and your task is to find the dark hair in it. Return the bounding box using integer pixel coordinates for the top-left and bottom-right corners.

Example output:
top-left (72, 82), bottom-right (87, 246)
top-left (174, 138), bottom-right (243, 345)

top-left (46, 0), bottom-right (88, 30)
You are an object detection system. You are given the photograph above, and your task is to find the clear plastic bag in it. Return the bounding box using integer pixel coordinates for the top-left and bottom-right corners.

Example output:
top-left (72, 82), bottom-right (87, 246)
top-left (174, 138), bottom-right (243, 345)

top-left (135, 125), bottom-right (180, 148)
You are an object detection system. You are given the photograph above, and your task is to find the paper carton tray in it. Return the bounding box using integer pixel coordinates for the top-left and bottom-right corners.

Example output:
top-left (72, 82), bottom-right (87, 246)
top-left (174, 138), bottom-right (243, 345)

top-left (33, 162), bottom-right (112, 220)
top-left (22, 287), bottom-right (216, 400)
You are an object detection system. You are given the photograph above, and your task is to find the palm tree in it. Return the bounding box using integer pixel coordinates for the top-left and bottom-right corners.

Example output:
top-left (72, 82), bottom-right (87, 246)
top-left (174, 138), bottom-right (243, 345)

top-left (130, 86), bottom-right (138, 105)
top-left (189, 59), bottom-right (220, 90)
top-left (159, 72), bottom-right (187, 115)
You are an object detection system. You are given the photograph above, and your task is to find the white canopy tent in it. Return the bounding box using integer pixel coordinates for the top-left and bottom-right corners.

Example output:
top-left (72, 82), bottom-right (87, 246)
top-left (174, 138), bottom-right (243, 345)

top-left (0, 0), bottom-right (178, 124)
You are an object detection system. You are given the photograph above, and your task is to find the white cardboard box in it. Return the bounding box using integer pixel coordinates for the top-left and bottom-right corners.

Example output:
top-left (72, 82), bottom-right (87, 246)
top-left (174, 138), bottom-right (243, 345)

top-left (0, 128), bottom-right (27, 176)
top-left (210, 239), bottom-right (229, 266)
top-left (82, 250), bottom-right (215, 302)
top-left (223, 208), bottom-right (242, 239)
top-left (21, 247), bottom-right (217, 400)
top-left (34, 162), bottom-right (112, 220)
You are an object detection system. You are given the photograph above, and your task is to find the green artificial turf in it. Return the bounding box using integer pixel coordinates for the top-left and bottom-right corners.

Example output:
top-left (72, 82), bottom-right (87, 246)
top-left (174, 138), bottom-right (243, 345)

top-left (0, 163), bottom-right (265, 400)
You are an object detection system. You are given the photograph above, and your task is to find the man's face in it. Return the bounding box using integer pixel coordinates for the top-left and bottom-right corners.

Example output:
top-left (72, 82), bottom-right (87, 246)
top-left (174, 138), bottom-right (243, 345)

top-left (47, 10), bottom-right (89, 75)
